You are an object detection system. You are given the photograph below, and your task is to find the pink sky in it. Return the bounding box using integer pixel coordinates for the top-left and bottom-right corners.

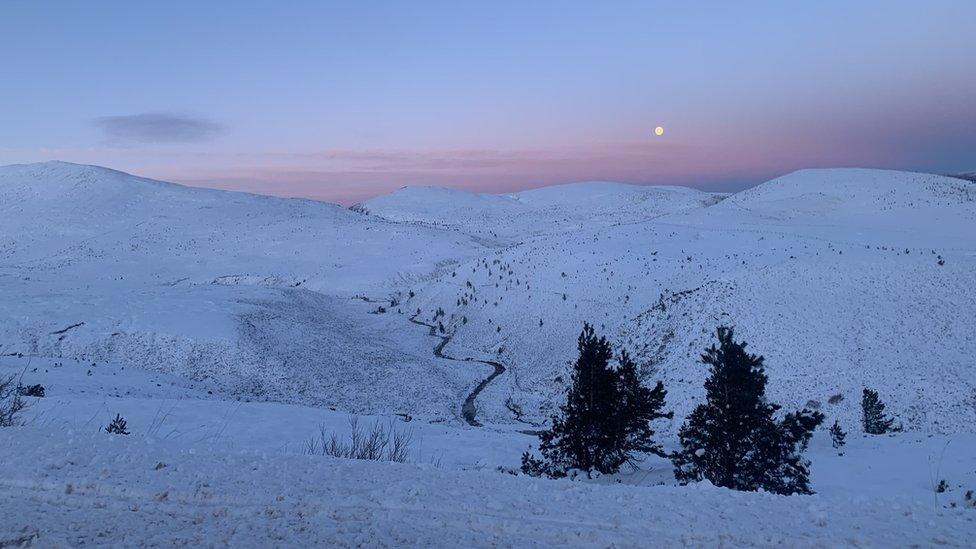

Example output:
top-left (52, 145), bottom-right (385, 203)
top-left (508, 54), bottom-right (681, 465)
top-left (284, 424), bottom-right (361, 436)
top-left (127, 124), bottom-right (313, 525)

top-left (2, 2), bottom-right (974, 204)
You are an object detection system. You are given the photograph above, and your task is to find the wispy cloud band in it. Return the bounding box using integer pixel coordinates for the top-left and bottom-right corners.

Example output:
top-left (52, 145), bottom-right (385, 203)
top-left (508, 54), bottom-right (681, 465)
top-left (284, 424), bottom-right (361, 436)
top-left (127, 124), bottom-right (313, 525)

top-left (92, 112), bottom-right (224, 144)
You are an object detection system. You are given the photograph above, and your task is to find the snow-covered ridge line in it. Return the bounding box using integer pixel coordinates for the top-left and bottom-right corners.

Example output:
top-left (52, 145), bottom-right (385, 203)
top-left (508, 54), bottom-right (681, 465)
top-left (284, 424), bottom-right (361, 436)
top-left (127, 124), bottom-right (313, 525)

top-left (355, 179), bottom-right (722, 242)
top-left (0, 160), bottom-right (342, 207)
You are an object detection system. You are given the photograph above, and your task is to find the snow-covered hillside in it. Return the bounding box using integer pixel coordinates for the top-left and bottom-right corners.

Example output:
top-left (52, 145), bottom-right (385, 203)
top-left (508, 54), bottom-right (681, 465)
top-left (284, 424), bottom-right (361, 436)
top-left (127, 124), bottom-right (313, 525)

top-left (0, 161), bottom-right (483, 293)
top-left (3, 163), bottom-right (974, 432)
top-left (355, 181), bottom-right (722, 242)
top-left (409, 169), bottom-right (976, 434)
top-left (0, 161), bottom-right (493, 417)
top-left (3, 162), bottom-right (976, 545)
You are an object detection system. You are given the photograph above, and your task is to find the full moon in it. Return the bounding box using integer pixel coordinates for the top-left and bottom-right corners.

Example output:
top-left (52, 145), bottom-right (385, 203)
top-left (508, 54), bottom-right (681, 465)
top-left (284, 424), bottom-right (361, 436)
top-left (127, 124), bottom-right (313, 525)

top-left (654, 126), bottom-right (665, 136)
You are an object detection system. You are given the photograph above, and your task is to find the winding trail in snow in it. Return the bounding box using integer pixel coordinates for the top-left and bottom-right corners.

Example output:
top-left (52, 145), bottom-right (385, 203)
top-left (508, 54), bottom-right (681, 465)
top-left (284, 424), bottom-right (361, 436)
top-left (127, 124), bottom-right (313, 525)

top-left (407, 314), bottom-right (505, 427)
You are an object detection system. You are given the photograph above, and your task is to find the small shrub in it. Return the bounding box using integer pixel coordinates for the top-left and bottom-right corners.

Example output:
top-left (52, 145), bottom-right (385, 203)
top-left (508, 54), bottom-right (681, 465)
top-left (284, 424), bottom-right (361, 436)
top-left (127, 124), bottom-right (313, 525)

top-left (520, 450), bottom-right (558, 478)
top-left (105, 414), bottom-right (130, 435)
top-left (505, 396), bottom-right (524, 420)
top-left (829, 420), bottom-right (847, 449)
top-left (17, 384), bottom-right (45, 398)
top-left (304, 417), bottom-right (413, 463)
top-left (0, 375), bottom-right (29, 427)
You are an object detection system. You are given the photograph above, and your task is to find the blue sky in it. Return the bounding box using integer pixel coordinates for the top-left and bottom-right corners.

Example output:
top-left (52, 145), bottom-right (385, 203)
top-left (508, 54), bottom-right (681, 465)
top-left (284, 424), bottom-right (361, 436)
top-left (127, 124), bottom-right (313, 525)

top-left (1, 1), bottom-right (974, 203)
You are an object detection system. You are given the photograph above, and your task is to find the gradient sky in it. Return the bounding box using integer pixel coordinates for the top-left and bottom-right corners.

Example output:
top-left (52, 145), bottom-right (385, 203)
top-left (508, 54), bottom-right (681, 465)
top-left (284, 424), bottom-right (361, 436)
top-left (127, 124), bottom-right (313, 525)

top-left (2, 1), bottom-right (974, 204)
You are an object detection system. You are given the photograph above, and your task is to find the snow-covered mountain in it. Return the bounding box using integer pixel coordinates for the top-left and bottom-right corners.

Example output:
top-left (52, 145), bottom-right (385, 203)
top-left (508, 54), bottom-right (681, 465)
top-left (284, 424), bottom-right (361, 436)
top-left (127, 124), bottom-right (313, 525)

top-left (408, 168), bottom-right (976, 433)
top-left (0, 161), bottom-right (482, 293)
top-left (355, 181), bottom-right (722, 242)
top-left (2, 162), bottom-right (975, 435)
top-left (0, 161), bottom-right (493, 416)
top-left (4, 161), bottom-right (976, 544)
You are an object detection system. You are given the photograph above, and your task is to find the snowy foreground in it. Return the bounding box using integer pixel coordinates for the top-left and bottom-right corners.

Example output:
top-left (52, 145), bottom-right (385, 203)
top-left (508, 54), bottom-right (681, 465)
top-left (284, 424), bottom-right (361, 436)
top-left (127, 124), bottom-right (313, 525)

top-left (3, 355), bottom-right (976, 546)
top-left (4, 426), bottom-right (975, 547)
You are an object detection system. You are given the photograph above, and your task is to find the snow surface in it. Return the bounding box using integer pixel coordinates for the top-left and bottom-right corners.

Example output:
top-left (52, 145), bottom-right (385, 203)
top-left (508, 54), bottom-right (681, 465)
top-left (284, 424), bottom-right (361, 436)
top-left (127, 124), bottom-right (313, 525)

top-left (5, 426), bottom-right (975, 547)
top-left (4, 354), bottom-right (976, 546)
top-left (0, 161), bottom-right (493, 417)
top-left (355, 180), bottom-right (722, 242)
top-left (3, 161), bottom-right (976, 545)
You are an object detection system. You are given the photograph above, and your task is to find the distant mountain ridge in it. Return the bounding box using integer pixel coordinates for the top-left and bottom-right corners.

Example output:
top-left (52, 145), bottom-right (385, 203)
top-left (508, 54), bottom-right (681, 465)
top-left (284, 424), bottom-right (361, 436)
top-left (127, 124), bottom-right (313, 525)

top-left (950, 171), bottom-right (976, 183)
top-left (354, 180), bottom-right (723, 242)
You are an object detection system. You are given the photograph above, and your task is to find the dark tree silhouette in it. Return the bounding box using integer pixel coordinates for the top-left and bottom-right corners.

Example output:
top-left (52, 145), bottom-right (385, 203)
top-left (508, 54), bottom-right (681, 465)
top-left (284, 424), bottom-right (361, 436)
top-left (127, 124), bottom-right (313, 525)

top-left (615, 349), bottom-right (671, 461)
top-left (861, 388), bottom-right (898, 434)
top-left (105, 414), bottom-right (130, 435)
top-left (829, 420), bottom-right (847, 449)
top-left (672, 327), bottom-right (823, 495)
top-left (0, 375), bottom-right (28, 427)
top-left (522, 323), bottom-right (670, 477)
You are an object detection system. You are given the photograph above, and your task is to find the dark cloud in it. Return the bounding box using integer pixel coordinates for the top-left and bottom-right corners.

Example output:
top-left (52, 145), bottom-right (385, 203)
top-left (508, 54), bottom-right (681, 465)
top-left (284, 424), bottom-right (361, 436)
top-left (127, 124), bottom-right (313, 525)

top-left (92, 112), bottom-right (224, 144)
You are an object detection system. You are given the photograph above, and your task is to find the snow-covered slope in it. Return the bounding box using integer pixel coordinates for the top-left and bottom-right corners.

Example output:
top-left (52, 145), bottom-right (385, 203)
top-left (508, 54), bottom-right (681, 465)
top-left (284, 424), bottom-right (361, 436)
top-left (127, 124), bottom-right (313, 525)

top-left (353, 185), bottom-right (521, 227)
top-left (0, 161), bottom-right (490, 417)
top-left (410, 169), bottom-right (976, 433)
top-left (3, 354), bottom-right (975, 546)
top-left (698, 168), bottom-right (976, 247)
top-left (356, 180), bottom-right (722, 242)
top-left (511, 180), bottom-right (707, 208)
top-left (0, 161), bottom-right (481, 292)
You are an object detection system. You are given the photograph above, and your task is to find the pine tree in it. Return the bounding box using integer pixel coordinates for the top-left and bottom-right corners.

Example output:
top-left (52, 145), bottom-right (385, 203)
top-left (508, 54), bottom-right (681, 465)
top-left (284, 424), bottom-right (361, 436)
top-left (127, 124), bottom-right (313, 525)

top-left (861, 388), bottom-right (897, 434)
top-left (757, 408), bottom-right (824, 495)
top-left (830, 420), bottom-right (847, 448)
top-left (615, 350), bottom-right (671, 461)
top-left (105, 413), bottom-right (129, 435)
top-left (672, 327), bottom-right (824, 495)
top-left (523, 324), bottom-right (670, 477)
top-left (534, 323), bottom-right (619, 475)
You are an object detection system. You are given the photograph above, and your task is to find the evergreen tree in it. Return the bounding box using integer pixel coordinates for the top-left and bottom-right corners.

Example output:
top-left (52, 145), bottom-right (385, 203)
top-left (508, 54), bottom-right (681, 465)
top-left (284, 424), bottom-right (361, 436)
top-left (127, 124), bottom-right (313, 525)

top-left (522, 324), bottom-right (670, 477)
top-left (861, 388), bottom-right (897, 434)
top-left (756, 408), bottom-right (824, 495)
top-left (534, 323), bottom-right (619, 475)
top-left (672, 327), bottom-right (823, 495)
top-left (615, 350), bottom-right (671, 461)
top-left (829, 420), bottom-right (847, 449)
top-left (105, 413), bottom-right (129, 435)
